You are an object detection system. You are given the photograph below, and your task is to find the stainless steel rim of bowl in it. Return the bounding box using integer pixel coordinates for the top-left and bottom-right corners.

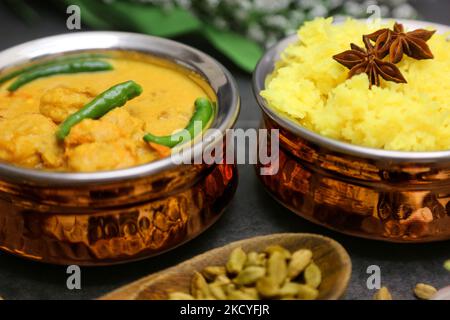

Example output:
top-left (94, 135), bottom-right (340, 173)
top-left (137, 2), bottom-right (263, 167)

top-left (253, 19), bottom-right (450, 163)
top-left (0, 31), bottom-right (240, 186)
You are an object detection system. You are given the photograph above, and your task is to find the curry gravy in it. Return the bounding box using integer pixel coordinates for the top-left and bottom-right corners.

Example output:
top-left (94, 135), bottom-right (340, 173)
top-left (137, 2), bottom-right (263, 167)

top-left (0, 56), bottom-right (211, 171)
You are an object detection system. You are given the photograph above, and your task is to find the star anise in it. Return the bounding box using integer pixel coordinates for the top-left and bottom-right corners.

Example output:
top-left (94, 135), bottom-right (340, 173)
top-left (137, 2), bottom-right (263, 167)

top-left (366, 22), bottom-right (436, 64)
top-left (365, 28), bottom-right (392, 58)
top-left (333, 36), bottom-right (407, 88)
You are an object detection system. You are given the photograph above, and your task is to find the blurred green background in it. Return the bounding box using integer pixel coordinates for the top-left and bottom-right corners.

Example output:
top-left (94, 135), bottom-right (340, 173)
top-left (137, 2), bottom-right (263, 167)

top-left (2, 0), bottom-right (426, 72)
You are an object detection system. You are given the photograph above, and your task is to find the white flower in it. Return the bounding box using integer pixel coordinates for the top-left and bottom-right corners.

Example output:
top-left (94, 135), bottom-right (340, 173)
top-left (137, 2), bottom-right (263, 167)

top-left (297, 0), bottom-right (317, 10)
top-left (333, 14), bottom-right (349, 22)
top-left (288, 10), bottom-right (306, 24)
top-left (213, 17), bottom-right (228, 29)
top-left (253, 0), bottom-right (291, 13)
top-left (379, 5), bottom-right (390, 18)
top-left (263, 15), bottom-right (289, 29)
top-left (328, 0), bottom-right (344, 9)
top-left (247, 23), bottom-right (266, 43)
top-left (309, 4), bottom-right (328, 18)
top-left (124, 0), bottom-right (418, 48)
top-left (205, 0), bottom-right (220, 8)
top-left (235, 10), bottom-right (250, 23)
top-left (343, 1), bottom-right (364, 16)
top-left (392, 3), bottom-right (417, 19)
top-left (383, 0), bottom-right (408, 6)
top-left (175, 0), bottom-right (192, 9)
top-left (238, 0), bottom-right (252, 11)
top-left (362, 0), bottom-right (378, 8)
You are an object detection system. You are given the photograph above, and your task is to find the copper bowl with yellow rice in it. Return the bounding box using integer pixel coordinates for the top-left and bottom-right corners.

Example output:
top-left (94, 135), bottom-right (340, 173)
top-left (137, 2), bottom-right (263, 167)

top-left (0, 32), bottom-right (239, 264)
top-left (254, 19), bottom-right (450, 242)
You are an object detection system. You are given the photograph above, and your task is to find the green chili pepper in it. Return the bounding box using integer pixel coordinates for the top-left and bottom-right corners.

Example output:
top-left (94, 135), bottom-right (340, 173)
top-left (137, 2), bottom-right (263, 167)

top-left (7, 59), bottom-right (113, 92)
top-left (0, 53), bottom-right (111, 86)
top-left (56, 80), bottom-right (143, 140)
top-left (143, 97), bottom-right (214, 148)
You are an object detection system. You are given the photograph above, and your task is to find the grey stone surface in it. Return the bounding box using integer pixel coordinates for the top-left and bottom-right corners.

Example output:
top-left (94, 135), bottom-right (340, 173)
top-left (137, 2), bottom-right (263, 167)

top-left (0, 1), bottom-right (449, 300)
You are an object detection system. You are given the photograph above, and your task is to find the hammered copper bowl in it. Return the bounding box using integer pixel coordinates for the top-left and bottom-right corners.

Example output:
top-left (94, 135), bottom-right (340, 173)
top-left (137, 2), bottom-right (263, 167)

top-left (253, 20), bottom-right (450, 243)
top-left (0, 32), bottom-right (240, 265)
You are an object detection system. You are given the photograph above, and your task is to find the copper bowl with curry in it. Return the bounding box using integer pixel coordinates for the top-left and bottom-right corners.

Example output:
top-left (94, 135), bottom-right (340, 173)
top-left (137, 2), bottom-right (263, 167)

top-left (0, 32), bottom-right (239, 265)
top-left (253, 19), bottom-right (450, 243)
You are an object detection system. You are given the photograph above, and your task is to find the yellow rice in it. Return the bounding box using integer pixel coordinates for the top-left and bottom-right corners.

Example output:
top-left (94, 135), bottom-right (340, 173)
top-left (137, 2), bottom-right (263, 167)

top-left (261, 18), bottom-right (450, 151)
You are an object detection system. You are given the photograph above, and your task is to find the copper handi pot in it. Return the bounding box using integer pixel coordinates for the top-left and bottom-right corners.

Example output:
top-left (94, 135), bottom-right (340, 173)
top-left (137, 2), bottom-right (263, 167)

top-left (253, 19), bottom-right (450, 243)
top-left (0, 32), bottom-right (240, 265)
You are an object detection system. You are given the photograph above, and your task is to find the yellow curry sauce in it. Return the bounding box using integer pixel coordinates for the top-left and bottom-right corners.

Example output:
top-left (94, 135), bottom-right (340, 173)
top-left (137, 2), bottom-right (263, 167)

top-left (0, 57), bottom-right (210, 172)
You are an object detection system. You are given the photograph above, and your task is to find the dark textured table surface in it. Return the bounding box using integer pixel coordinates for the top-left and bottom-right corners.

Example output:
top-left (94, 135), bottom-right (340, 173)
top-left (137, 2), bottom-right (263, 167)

top-left (0, 1), bottom-right (449, 300)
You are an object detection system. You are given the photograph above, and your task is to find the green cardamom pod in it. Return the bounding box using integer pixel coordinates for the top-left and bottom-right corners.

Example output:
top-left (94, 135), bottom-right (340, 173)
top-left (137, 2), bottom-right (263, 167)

top-left (265, 245), bottom-right (291, 259)
top-left (233, 266), bottom-right (266, 285)
top-left (296, 284), bottom-right (319, 300)
top-left (279, 282), bottom-right (302, 297)
top-left (191, 271), bottom-right (211, 299)
top-left (227, 289), bottom-right (257, 300)
top-left (241, 287), bottom-right (260, 299)
top-left (267, 251), bottom-right (288, 286)
top-left (209, 283), bottom-right (227, 300)
top-left (414, 283), bottom-right (437, 300)
top-left (373, 287), bottom-right (392, 300)
top-left (226, 247), bottom-right (247, 274)
top-left (256, 276), bottom-right (279, 298)
top-left (304, 262), bottom-right (322, 288)
top-left (444, 259), bottom-right (450, 272)
top-left (202, 266), bottom-right (226, 281)
top-left (214, 274), bottom-right (232, 286)
top-left (245, 251), bottom-right (266, 267)
top-left (224, 283), bottom-right (237, 295)
top-left (169, 292), bottom-right (195, 300)
top-left (288, 249), bottom-right (312, 279)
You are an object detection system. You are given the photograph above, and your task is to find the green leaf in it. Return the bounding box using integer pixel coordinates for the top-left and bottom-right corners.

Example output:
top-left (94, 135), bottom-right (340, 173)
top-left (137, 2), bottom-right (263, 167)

top-left (108, 1), bottom-right (202, 37)
top-left (62, 0), bottom-right (261, 73)
top-left (64, 0), bottom-right (114, 29)
top-left (203, 26), bottom-right (263, 72)
top-left (65, 0), bottom-right (201, 37)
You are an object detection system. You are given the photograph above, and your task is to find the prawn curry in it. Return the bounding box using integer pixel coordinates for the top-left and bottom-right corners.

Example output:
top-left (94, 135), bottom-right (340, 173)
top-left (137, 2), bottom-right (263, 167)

top-left (0, 53), bottom-right (214, 172)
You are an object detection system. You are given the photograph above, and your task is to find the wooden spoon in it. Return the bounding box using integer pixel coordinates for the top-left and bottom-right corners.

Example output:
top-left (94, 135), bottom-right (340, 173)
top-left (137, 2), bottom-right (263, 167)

top-left (100, 233), bottom-right (352, 300)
